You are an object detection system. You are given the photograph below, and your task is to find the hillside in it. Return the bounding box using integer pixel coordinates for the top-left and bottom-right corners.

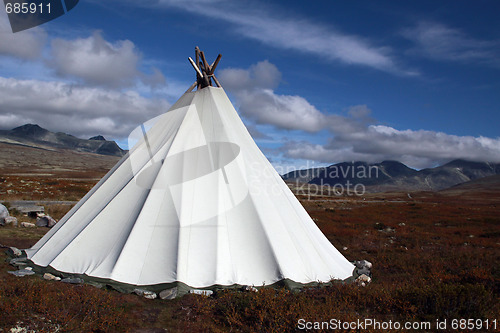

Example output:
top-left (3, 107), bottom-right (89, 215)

top-left (283, 160), bottom-right (500, 192)
top-left (0, 124), bottom-right (126, 157)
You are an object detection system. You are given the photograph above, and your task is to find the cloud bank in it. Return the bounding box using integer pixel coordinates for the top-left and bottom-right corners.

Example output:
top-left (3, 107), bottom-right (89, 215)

top-left (0, 14), bottom-right (47, 59)
top-left (403, 21), bottom-right (500, 67)
top-left (221, 61), bottom-right (500, 169)
top-left (0, 21), bottom-right (169, 140)
top-left (0, 77), bottom-right (170, 138)
top-left (50, 31), bottom-right (165, 88)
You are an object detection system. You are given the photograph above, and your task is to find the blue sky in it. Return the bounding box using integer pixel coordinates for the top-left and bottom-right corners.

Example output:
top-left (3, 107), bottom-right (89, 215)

top-left (0, 0), bottom-right (499, 170)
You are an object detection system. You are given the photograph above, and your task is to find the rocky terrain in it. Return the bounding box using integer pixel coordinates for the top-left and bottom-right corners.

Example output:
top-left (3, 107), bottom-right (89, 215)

top-left (0, 124), bottom-right (126, 157)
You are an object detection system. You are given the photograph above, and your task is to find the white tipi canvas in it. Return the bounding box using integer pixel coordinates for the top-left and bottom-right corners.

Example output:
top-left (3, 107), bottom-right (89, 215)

top-left (25, 51), bottom-right (354, 291)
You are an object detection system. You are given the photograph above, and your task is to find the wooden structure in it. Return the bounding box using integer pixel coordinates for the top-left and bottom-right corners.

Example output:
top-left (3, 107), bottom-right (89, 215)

top-left (187, 47), bottom-right (222, 92)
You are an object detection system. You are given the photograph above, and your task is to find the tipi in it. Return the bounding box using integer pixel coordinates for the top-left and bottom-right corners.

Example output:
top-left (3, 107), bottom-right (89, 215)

top-left (25, 48), bottom-right (354, 293)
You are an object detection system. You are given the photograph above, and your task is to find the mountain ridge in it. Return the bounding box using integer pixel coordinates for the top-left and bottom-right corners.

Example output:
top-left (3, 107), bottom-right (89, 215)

top-left (283, 159), bottom-right (500, 192)
top-left (0, 124), bottom-right (126, 157)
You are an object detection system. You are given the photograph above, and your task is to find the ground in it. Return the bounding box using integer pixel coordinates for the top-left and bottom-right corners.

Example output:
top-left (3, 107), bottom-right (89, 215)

top-left (0, 143), bottom-right (498, 332)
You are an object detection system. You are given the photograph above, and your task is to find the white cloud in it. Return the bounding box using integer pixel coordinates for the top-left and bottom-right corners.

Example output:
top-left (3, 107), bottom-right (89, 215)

top-left (237, 89), bottom-right (327, 132)
top-left (0, 24), bottom-right (173, 143)
top-left (0, 12), bottom-right (47, 59)
top-left (284, 119), bottom-right (500, 169)
top-left (220, 60), bottom-right (500, 168)
top-left (50, 31), bottom-right (166, 88)
top-left (130, 0), bottom-right (414, 75)
top-left (403, 21), bottom-right (500, 67)
top-left (220, 61), bottom-right (326, 132)
top-left (220, 60), bottom-right (281, 91)
top-left (0, 77), bottom-right (170, 139)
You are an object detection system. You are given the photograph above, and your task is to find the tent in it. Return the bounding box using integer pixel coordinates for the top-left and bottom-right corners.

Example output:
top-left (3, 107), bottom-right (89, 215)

top-left (25, 48), bottom-right (355, 294)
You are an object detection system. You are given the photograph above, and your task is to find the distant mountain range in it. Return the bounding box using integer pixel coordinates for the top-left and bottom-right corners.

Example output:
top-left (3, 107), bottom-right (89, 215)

top-left (2, 124), bottom-right (498, 192)
top-left (0, 124), bottom-right (126, 157)
top-left (282, 160), bottom-right (500, 192)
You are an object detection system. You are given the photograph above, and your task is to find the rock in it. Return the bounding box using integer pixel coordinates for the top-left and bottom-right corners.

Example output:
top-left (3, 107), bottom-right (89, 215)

top-left (61, 277), bottom-right (84, 284)
top-left (354, 260), bottom-right (372, 269)
top-left (20, 222), bottom-right (36, 228)
top-left (36, 216), bottom-right (57, 228)
top-left (357, 268), bottom-right (371, 276)
top-left (356, 274), bottom-right (371, 286)
top-left (43, 273), bottom-right (61, 281)
top-left (242, 285), bottom-right (258, 293)
top-left (353, 260), bottom-right (372, 277)
top-left (159, 287), bottom-right (178, 300)
top-left (134, 289), bottom-right (157, 299)
top-left (9, 257), bottom-right (28, 267)
top-left (8, 269), bottom-right (35, 277)
top-left (342, 247), bottom-right (348, 251)
top-left (189, 289), bottom-right (213, 296)
top-left (0, 203), bottom-right (8, 218)
top-left (144, 293), bottom-right (157, 300)
top-left (0, 204), bottom-right (8, 225)
top-left (8, 247), bottom-right (22, 257)
top-left (4, 216), bottom-right (18, 226)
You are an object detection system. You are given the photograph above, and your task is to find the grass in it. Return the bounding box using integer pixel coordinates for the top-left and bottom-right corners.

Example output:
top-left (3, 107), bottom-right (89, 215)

top-left (0, 185), bottom-right (499, 331)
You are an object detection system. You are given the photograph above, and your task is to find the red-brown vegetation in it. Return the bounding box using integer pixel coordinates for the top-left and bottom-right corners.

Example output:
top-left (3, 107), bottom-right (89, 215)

top-left (0, 146), bottom-right (498, 332)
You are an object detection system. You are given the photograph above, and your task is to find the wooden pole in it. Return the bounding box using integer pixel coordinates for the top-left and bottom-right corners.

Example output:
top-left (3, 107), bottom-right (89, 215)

top-left (200, 51), bottom-right (211, 73)
top-left (200, 51), bottom-right (212, 86)
top-left (210, 54), bottom-right (222, 73)
top-left (188, 57), bottom-right (204, 78)
top-left (185, 81), bottom-right (198, 93)
top-left (212, 75), bottom-right (222, 88)
top-left (189, 47), bottom-right (223, 90)
top-left (195, 47), bottom-right (200, 69)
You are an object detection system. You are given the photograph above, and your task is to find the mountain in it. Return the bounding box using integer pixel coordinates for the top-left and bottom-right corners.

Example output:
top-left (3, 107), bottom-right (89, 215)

top-left (439, 174), bottom-right (500, 196)
top-left (282, 160), bottom-right (500, 192)
top-left (0, 124), bottom-right (126, 157)
top-left (280, 166), bottom-right (327, 183)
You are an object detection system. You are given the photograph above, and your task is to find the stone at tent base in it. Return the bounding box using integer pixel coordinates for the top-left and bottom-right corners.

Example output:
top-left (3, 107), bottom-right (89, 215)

top-left (354, 260), bottom-right (372, 270)
top-left (20, 222), bottom-right (36, 228)
top-left (353, 260), bottom-right (373, 277)
top-left (4, 216), bottom-right (18, 227)
top-left (241, 285), bottom-right (258, 292)
top-left (159, 287), bottom-right (178, 300)
top-left (0, 204), bottom-right (8, 225)
top-left (9, 257), bottom-right (28, 267)
top-left (356, 274), bottom-right (372, 287)
top-left (134, 289), bottom-right (157, 299)
top-left (36, 216), bottom-right (57, 228)
top-left (8, 268), bottom-right (35, 277)
top-left (7, 247), bottom-right (22, 257)
top-left (189, 289), bottom-right (213, 296)
top-left (61, 277), bottom-right (84, 284)
top-left (43, 273), bottom-right (61, 281)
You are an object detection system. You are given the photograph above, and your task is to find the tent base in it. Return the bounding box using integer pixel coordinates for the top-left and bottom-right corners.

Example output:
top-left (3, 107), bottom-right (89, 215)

top-left (9, 251), bottom-right (359, 298)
